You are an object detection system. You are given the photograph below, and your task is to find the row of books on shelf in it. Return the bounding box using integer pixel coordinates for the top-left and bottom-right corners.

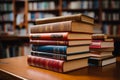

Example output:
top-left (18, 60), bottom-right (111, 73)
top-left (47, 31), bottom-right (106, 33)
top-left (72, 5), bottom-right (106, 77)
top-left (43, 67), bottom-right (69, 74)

top-left (62, 11), bottom-right (96, 18)
top-left (0, 44), bottom-right (30, 58)
top-left (0, 3), bottom-right (13, 11)
top-left (29, 1), bottom-right (56, 11)
top-left (0, 13), bottom-right (14, 21)
top-left (102, 12), bottom-right (120, 21)
top-left (102, 24), bottom-right (120, 36)
top-left (102, 0), bottom-right (120, 9)
top-left (63, 0), bottom-right (98, 9)
top-left (28, 13), bottom-right (56, 21)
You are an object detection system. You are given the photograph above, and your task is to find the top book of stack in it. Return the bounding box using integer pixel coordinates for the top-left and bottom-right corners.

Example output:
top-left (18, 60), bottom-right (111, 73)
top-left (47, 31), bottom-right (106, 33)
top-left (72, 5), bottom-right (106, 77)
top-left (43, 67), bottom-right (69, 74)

top-left (35, 14), bottom-right (94, 25)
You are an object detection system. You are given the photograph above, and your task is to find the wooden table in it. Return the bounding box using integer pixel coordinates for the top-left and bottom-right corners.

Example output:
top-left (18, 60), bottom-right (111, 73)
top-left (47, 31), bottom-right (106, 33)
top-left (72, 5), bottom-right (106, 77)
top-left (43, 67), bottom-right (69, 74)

top-left (0, 56), bottom-right (120, 80)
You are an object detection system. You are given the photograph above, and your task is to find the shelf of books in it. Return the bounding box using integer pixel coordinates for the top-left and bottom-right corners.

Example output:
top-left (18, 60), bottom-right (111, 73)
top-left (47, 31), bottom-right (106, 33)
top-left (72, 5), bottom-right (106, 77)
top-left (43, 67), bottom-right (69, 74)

top-left (101, 0), bottom-right (120, 37)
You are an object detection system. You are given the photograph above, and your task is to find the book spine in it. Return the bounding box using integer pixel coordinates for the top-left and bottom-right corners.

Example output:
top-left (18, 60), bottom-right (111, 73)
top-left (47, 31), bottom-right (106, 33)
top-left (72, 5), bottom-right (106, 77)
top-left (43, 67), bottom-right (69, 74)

top-left (88, 58), bottom-right (99, 66)
top-left (30, 40), bottom-right (69, 46)
top-left (32, 45), bottom-right (67, 54)
top-left (30, 32), bottom-right (68, 40)
top-left (31, 21), bottom-right (71, 33)
top-left (89, 42), bottom-right (102, 48)
top-left (27, 55), bottom-right (64, 72)
top-left (31, 51), bottom-right (67, 60)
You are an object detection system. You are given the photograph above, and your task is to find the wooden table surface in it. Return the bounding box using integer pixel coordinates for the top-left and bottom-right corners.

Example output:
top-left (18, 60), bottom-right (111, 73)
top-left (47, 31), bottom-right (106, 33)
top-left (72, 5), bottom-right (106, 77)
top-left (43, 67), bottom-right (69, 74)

top-left (0, 56), bottom-right (120, 80)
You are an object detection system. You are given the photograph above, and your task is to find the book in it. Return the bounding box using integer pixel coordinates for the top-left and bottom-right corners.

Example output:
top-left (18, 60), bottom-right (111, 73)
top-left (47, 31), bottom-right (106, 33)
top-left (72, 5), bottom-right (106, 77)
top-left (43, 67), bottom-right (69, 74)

top-left (92, 34), bottom-right (113, 41)
top-left (36, 14), bottom-right (94, 24)
top-left (31, 51), bottom-right (90, 61)
top-left (90, 40), bottom-right (114, 48)
top-left (90, 48), bottom-right (114, 52)
top-left (27, 55), bottom-right (88, 73)
top-left (92, 34), bottom-right (107, 40)
top-left (30, 32), bottom-right (92, 40)
top-left (90, 51), bottom-right (113, 58)
top-left (32, 45), bottom-right (90, 54)
top-left (30, 39), bottom-right (91, 46)
top-left (31, 21), bottom-right (93, 33)
top-left (88, 57), bottom-right (116, 66)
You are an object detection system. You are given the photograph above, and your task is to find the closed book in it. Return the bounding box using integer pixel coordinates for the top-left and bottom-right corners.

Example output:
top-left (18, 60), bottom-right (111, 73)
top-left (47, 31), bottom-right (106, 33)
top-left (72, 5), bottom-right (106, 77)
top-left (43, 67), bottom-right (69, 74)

top-left (32, 45), bottom-right (90, 54)
top-left (31, 21), bottom-right (93, 33)
top-left (30, 32), bottom-right (92, 40)
top-left (36, 14), bottom-right (94, 24)
top-left (90, 40), bottom-right (114, 48)
top-left (90, 51), bottom-right (113, 58)
top-left (90, 48), bottom-right (114, 52)
top-left (88, 56), bottom-right (116, 66)
top-left (31, 51), bottom-right (90, 61)
top-left (92, 34), bottom-right (113, 41)
top-left (27, 55), bottom-right (88, 73)
top-left (30, 39), bottom-right (91, 46)
top-left (92, 34), bottom-right (107, 40)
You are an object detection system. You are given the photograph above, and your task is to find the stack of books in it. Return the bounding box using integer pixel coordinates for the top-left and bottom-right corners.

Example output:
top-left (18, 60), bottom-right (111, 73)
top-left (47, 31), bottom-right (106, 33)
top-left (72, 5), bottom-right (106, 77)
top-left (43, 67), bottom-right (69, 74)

top-left (89, 34), bottom-right (116, 66)
top-left (27, 14), bottom-right (94, 73)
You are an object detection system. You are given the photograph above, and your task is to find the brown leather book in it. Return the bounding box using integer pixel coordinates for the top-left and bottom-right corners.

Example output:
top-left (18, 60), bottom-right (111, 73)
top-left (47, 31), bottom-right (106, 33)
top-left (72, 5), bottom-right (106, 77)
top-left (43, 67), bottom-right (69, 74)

top-left (31, 21), bottom-right (93, 33)
top-left (36, 14), bottom-right (94, 24)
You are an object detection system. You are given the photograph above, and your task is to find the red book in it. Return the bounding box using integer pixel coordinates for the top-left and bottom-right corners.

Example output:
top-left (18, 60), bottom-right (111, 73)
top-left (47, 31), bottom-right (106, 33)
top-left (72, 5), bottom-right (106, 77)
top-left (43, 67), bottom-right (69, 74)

top-left (27, 55), bottom-right (88, 73)
top-left (30, 32), bottom-right (92, 40)
top-left (30, 39), bottom-right (91, 46)
top-left (90, 40), bottom-right (114, 48)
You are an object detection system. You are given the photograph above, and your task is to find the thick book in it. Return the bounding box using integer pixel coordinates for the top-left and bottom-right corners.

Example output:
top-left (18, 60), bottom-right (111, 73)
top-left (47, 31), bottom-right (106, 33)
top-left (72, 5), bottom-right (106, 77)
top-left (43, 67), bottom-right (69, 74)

top-left (36, 14), bottom-right (94, 24)
top-left (31, 21), bottom-right (93, 33)
top-left (90, 51), bottom-right (113, 58)
top-left (31, 51), bottom-right (90, 61)
top-left (88, 57), bottom-right (116, 66)
top-left (27, 55), bottom-right (88, 73)
top-left (89, 40), bottom-right (114, 48)
top-left (30, 39), bottom-right (91, 46)
top-left (32, 45), bottom-right (90, 54)
top-left (30, 32), bottom-right (92, 40)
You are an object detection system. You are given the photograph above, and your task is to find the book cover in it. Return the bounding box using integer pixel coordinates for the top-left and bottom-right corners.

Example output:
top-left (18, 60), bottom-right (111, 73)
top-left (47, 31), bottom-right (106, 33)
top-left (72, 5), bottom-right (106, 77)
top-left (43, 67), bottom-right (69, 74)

top-left (30, 32), bottom-right (92, 40)
top-left (27, 55), bottom-right (88, 73)
top-left (32, 45), bottom-right (90, 54)
top-left (36, 14), bottom-right (94, 24)
top-left (31, 21), bottom-right (93, 33)
top-left (31, 51), bottom-right (90, 61)
top-left (90, 40), bottom-right (114, 48)
top-left (30, 39), bottom-right (91, 46)
top-left (88, 57), bottom-right (116, 66)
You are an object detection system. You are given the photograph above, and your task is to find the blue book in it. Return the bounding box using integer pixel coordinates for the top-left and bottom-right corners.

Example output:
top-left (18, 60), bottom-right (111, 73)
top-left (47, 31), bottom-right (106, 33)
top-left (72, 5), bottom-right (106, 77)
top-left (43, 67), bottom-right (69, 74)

top-left (32, 45), bottom-right (89, 54)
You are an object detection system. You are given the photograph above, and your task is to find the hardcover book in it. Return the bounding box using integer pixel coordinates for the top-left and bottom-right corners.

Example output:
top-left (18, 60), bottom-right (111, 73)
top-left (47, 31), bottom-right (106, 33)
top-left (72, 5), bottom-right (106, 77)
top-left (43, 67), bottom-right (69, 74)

top-left (90, 51), bottom-right (113, 58)
top-left (31, 21), bottom-right (93, 33)
top-left (30, 32), bottom-right (92, 40)
top-left (35, 14), bottom-right (94, 24)
top-left (27, 55), bottom-right (88, 73)
top-left (90, 40), bottom-right (114, 48)
top-left (88, 56), bottom-right (116, 66)
top-left (30, 39), bottom-right (91, 46)
top-left (90, 48), bottom-right (114, 52)
top-left (31, 51), bottom-right (90, 61)
top-left (32, 45), bottom-right (90, 54)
